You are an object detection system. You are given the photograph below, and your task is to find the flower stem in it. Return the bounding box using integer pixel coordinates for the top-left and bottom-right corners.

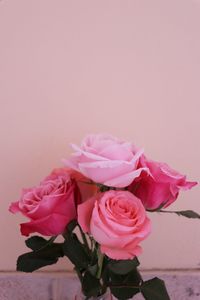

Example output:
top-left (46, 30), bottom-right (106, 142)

top-left (78, 224), bottom-right (90, 254)
top-left (97, 247), bottom-right (104, 279)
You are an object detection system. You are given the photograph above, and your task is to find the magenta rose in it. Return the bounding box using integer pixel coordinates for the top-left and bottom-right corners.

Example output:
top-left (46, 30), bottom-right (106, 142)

top-left (78, 190), bottom-right (151, 260)
top-left (9, 168), bottom-right (81, 236)
top-left (64, 134), bottom-right (148, 188)
top-left (129, 156), bottom-right (197, 210)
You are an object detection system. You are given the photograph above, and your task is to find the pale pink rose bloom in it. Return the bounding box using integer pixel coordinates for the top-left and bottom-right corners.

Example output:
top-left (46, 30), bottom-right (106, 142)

top-left (78, 190), bottom-right (151, 260)
top-left (9, 168), bottom-right (81, 236)
top-left (130, 156), bottom-right (197, 210)
top-left (64, 134), bottom-right (148, 188)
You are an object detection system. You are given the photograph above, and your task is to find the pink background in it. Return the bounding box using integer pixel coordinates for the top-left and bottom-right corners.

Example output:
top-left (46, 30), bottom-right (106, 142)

top-left (0, 0), bottom-right (199, 271)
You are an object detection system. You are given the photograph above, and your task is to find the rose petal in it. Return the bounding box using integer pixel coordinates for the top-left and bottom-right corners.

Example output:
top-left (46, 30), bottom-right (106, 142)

top-left (100, 245), bottom-right (142, 260)
top-left (104, 167), bottom-right (148, 188)
top-left (9, 201), bottom-right (20, 213)
top-left (20, 213), bottom-right (70, 236)
top-left (78, 196), bottom-right (96, 233)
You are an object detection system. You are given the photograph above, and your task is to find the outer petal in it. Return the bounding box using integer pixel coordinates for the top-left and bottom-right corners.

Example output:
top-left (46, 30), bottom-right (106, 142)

top-left (179, 180), bottom-right (198, 190)
top-left (78, 196), bottom-right (96, 233)
top-left (78, 162), bottom-right (138, 187)
top-left (20, 213), bottom-right (71, 236)
top-left (71, 144), bottom-right (109, 161)
top-left (100, 245), bottom-right (142, 260)
top-left (9, 201), bottom-right (20, 213)
top-left (135, 179), bottom-right (173, 210)
top-left (62, 157), bottom-right (80, 172)
top-left (104, 167), bottom-right (148, 188)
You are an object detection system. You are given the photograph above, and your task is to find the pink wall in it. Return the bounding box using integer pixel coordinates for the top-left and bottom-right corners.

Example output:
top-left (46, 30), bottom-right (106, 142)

top-left (0, 0), bottom-right (199, 271)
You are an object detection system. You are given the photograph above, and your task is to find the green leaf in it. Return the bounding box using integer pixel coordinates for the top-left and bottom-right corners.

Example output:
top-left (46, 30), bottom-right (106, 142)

top-left (97, 183), bottom-right (111, 192)
top-left (63, 233), bottom-right (90, 269)
top-left (110, 282), bottom-right (140, 299)
top-left (67, 219), bottom-right (78, 233)
top-left (174, 210), bottom-right (200, 219)
top-left (88, 264), bottom-right (98, 277)
top-left (108, 257), bottom-right (140, 275)
top-left (141, 277), bottom-right (170, 300)
top-left (82, 271), bottom-right (101, 298)
top-left (109, 268), bottom-right (141, 300)
top-left (124, 269), bottom-right (142, 286)
top-left (101, 257), bottom-right (110, 284)
top-left (159, 210), bottom-right (200, 219)
top-left (25, 236), bottom-right (56, 251)
top-left (17, 243), bottom-right (64, 272)
top-left (110, 286), bottom-right (139, 300)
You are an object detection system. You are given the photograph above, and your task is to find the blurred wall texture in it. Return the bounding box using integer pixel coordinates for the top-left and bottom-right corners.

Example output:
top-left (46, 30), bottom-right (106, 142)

top-left (0, 0), bottom-right (199, 271)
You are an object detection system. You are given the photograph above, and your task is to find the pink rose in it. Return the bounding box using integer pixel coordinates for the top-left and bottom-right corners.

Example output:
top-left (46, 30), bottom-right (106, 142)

top-left (129, 156), bottom-right (197, 210)
top-left (9, 168), bottom-right (81, 236)
top-left (64, 134), bottom-right (148, 188)
top-left (78, 190), bottom-right (151, 260)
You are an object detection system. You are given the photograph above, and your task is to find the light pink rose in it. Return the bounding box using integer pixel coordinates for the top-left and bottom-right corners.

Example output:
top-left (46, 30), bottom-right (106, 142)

top-left (64, 134), bottom-right (148, 188)
top-left (78, 190), bottom-right (151, 260)
top-left (9, 168), bottom-right (81, 236)
top-left (129, 156), bottom-right (197, 210)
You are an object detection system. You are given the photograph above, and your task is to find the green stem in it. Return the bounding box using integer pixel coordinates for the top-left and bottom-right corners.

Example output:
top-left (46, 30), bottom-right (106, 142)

top-left (90, 236), bottom-right (94, 251)
top-left (78, 224), bottom-right (90, 254)
top-left (90, 241), bottom-right (98, 265)
top-left (97, 247), bottom-right (104, 279)
top-left (159, 210), bottom-right (176, 214)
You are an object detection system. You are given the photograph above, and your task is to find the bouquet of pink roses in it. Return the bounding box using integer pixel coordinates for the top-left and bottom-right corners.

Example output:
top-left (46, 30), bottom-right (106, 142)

top-left (10, 134), bottom-right (198, 300)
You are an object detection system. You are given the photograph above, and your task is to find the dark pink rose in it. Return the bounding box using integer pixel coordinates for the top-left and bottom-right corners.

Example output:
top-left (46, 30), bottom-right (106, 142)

top-left (78, 190), bottom-right (151, 260)
top-left (129, 156), bottom-right (197, 210)
top-left (9, 168), bottom-right (81, 236)
top-left (64, 134), bottom-right (148, 188)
